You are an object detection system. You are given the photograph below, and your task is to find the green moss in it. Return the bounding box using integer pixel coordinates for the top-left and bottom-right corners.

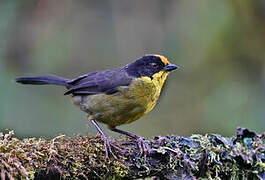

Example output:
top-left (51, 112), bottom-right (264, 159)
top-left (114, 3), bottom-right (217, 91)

top-left (0, 132), bottom-right (129, 179)
top-left (0, 127), bottom-right (264, 179)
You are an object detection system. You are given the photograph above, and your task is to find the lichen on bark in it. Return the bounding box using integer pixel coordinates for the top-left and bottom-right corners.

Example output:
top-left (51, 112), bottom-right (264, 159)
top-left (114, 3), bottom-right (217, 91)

top-left (0, 127), bottom-right (264, 179)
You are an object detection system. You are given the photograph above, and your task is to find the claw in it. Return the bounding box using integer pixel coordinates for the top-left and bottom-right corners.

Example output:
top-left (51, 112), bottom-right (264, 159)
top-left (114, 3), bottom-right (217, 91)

top-left (91, 119), bottom-right (121, 160)
top-left (133, 135), bottom-right (148, 161)
top-left (101, 135), bottom-right (117, 159)
top-left (91, 120), bottom-right (148, 159)
top-left (136, 136), bottom-right (147, 154)
top-left (110, 127), bottom-right (149, 159)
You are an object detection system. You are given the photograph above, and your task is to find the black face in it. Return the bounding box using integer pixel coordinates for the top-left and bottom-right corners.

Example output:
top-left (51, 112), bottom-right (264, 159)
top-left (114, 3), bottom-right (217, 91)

top-left (126, 55), bottom-right (166, 78)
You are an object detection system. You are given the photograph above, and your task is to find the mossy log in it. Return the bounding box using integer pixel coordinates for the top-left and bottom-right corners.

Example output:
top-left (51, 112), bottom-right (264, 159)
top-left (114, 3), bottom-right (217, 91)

top-left (0, 127), bottom-right (265, 179)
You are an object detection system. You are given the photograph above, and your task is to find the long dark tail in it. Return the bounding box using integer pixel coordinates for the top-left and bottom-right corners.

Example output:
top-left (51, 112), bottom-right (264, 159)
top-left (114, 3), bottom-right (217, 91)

top-left (14, 76), bottom-right (69, 87)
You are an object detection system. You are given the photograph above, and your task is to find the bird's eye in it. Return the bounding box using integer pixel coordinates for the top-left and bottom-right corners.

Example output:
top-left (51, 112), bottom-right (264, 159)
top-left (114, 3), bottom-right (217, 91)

top-left (151, 63), bottom-right (159, 69)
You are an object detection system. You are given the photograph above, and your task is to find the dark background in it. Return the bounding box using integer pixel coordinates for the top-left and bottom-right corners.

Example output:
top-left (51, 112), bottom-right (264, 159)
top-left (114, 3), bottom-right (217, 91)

top-left (1, 0), bottom-right (265, 138)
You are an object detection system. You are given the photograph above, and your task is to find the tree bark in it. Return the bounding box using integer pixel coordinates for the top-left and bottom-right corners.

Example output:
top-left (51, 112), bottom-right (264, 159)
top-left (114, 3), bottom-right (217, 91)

top-left (0, 127), bottom-right (264, 180)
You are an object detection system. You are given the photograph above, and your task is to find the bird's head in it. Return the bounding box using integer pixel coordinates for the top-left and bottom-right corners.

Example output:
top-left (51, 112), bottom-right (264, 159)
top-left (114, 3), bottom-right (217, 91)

top-left (126, 54), bottom-right (179, 79)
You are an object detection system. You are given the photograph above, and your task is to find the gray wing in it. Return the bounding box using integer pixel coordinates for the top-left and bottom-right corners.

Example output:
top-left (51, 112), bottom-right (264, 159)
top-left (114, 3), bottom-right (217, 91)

top-left (64, 67), bottom-right (132, 95)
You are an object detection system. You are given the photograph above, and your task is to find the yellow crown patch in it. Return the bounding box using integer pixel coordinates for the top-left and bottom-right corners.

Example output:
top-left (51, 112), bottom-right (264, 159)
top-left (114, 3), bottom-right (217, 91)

top-left (155, 55), bottom-right (168, 65)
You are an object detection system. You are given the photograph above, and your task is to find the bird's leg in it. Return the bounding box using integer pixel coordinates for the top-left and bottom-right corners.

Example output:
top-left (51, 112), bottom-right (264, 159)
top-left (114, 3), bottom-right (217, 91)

top-left (90, 119), bottom-right (119, 159)
top-left (110, 127), bottom-right (148, 156)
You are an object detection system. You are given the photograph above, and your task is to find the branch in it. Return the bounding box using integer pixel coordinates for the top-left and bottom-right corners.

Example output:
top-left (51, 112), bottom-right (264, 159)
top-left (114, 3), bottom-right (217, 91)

top-left (0, 127), bottom-right (264, 179)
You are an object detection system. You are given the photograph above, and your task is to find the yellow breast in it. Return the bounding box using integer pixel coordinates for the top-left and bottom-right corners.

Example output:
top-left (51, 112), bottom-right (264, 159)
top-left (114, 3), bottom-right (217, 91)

top-left (72, 71), bottom-right (169, 127)
top-left (128, 71), bottom-right (169, 115)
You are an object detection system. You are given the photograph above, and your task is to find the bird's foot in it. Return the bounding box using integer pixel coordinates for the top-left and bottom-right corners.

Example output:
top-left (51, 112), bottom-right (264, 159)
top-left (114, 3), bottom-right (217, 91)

top-left (99, 134), bottom-right (127, 160)
top-left (100, 134), bottom-right (118, 160)
top-left (110, 127), bottom-right (149, 159)
top-left (91, 120), bottom-right (125, 159)
top-left (112, 135), bottom-right (148, 160)
top-left (134, 135), bottom-right (149, 158)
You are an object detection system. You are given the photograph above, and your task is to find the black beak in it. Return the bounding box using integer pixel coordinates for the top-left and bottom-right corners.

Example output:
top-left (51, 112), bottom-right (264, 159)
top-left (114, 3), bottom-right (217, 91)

top-left (163, 63), bottom-right (179, 72)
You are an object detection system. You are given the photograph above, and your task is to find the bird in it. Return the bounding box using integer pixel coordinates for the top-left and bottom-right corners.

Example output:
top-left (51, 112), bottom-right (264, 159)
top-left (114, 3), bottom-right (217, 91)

top-left (14, 54), bottom-right (179, 159)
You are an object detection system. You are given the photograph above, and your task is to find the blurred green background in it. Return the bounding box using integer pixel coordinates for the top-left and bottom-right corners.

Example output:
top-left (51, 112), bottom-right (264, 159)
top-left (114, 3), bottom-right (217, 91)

top-left (1, 0), bottom-right (265, 138)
